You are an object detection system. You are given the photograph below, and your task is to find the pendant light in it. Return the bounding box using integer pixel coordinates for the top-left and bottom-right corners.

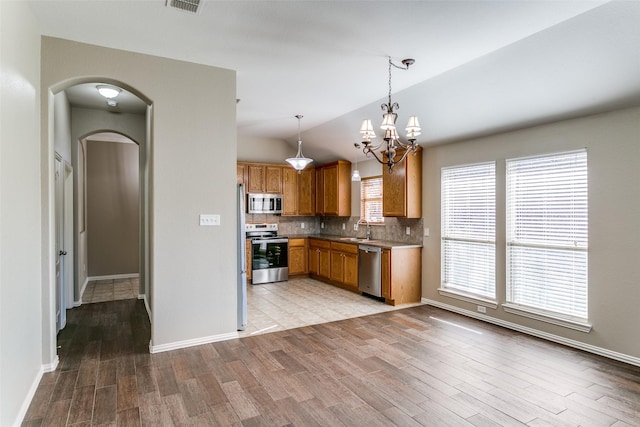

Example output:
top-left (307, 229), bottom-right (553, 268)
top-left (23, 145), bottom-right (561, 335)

top-left (286, 115), bottom-right (313, 172)
top-left (351, 158), bottom-right (361, 182)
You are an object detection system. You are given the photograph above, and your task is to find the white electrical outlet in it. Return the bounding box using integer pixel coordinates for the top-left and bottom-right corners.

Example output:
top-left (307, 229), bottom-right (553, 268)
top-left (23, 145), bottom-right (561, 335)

top-left (301, 222), bottom-right (305, 229)
top-left (321, 222), bottom-right (324, 229)
top-left (199, 214), bottom-right (220, 226)
top-left (354, 224), bottom-right (358, 231)
top-left (406, 226), bottom-right (411, 235)
top-left (424, 227), bottom-right (430, 237)
top-left (477, 305), bottom-right (487, 313)
top-left (342, 223), bottom-right (346, 230)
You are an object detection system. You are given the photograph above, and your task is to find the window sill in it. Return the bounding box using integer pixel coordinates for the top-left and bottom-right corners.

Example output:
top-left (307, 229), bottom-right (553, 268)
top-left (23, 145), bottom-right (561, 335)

top-left (502, 303), bottom-right (592, 333)
top-left (438, 288), bottom-right (498, 309)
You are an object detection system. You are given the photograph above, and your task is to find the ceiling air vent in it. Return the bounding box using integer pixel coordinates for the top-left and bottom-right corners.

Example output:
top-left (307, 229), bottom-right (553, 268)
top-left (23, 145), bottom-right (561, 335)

top-left (166, 0), bottom-right (202, 14)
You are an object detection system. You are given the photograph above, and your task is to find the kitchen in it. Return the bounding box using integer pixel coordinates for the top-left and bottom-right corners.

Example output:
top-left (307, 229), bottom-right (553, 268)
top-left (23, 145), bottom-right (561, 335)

top-left (237, 155), bottom-right (425, 334)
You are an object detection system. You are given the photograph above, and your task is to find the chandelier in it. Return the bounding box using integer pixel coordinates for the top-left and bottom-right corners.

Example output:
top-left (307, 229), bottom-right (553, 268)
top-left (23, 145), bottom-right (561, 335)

top-left (286, 115), bottom-right (313, 171)
top-left (357, 56), bottom-right (421, 173)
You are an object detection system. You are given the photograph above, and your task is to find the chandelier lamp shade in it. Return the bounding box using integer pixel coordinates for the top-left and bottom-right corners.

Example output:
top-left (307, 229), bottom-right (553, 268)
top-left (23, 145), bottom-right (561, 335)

top-left (286, 115), bottom-right (313, 172)
top-left (358, 56), bottom-right (421, 173)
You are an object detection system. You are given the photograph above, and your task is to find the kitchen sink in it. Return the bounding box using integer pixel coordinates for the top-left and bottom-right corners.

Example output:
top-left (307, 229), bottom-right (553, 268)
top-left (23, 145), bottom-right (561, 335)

top-left (339, 237), bottom-right (379, 243)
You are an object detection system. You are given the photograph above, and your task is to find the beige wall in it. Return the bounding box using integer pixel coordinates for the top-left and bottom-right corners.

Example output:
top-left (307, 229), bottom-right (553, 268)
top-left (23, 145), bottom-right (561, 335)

top-left (238, 135), bottom-right (293, 163)
top-left (422, 107), bottom-right (640, 361)
top-left (41, 37), bottom-right (237, 351)
top-left (86, 140), bottom-right (140, 277)
top-left (0, 2), bottom-right (44, 425)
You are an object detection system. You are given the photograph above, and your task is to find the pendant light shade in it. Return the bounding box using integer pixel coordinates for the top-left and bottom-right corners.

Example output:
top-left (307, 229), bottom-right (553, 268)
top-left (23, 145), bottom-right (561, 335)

top-left (351, 157), bottom-right (361, 181)
top-left (286, 115), bottom-right (313, 171)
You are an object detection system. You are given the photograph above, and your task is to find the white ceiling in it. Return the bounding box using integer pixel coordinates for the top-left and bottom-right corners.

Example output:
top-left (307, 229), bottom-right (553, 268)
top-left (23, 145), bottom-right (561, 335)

top-left (29, 0), bottom-right (640, 163)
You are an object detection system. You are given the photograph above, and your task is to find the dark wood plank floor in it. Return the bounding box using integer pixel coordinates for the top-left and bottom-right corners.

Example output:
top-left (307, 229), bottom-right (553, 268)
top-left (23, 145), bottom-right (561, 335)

top-left (23, 299), bottom-right (640, 426)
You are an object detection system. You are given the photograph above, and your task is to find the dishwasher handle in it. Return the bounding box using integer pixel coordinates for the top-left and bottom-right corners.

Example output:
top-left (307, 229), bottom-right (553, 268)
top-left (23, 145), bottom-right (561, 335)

top-left (359, 245), bottom-right (382, 253)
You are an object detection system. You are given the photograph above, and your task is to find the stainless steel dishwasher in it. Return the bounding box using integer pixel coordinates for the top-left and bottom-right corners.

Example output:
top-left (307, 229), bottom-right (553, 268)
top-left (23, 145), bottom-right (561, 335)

top-left (358, 244), bottom-right (382, 297)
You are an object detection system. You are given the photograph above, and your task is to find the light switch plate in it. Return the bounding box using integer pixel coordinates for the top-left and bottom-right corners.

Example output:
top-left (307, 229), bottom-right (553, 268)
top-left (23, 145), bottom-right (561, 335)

top-left (199, 214), bottom-right (220, 226)
top-left (406, 226), bottom-right (411, 235)
top-left (301, 222), bottom-right (305, 229)
top-left (424, 227), bottom-right (430, 237)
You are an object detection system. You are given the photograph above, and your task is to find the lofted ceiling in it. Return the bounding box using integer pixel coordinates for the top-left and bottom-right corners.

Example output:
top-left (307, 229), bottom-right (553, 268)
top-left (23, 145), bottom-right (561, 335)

top-left (29, 0), bottom-right (640, 163)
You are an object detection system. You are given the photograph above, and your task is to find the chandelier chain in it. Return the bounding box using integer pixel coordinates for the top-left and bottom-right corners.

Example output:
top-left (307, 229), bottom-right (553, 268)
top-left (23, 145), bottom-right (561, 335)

top-left (388, 57), bottom-right (393, 107)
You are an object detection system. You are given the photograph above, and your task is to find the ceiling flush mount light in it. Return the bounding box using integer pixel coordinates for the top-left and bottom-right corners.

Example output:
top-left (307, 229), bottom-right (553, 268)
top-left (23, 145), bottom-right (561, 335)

top-left (358, 56), bottom-right (421, 173)
top-left (286, 115), bottom-right (313, 172)
top-left (96, 85), bottom-right (121, 99)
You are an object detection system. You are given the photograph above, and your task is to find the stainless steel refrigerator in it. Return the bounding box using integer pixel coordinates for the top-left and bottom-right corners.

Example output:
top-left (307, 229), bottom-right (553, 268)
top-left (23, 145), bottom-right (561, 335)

top-left (237, 183), bottom-right (247, 330)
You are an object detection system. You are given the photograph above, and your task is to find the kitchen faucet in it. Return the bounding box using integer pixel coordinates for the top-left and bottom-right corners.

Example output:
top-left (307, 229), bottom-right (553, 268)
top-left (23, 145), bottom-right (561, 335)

top-left (356, 218), bottom-right (372, 240)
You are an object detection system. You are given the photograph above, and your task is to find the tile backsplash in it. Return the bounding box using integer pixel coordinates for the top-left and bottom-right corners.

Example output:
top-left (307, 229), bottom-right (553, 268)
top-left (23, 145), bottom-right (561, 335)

top-left (246, 214), bottom-right (423, 245)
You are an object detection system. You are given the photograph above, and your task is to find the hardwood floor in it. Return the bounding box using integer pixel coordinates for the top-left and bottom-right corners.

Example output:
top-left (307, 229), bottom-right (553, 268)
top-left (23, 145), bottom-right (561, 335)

top-left (23, 299), bottom-right (640, 426)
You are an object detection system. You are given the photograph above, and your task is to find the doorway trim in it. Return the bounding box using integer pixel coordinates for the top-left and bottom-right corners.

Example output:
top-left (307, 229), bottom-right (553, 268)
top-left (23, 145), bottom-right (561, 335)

top-left (43, 77), bottom-right (153, 370)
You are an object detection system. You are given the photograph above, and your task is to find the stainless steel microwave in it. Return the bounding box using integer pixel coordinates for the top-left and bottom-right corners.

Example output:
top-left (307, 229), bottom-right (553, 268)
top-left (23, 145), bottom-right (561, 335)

top-left (247, 193), bottom-right (283, 214)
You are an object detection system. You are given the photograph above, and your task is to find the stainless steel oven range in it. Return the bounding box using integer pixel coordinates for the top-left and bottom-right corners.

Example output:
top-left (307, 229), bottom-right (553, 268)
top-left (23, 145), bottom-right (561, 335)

top-left (246, 223), bottom-right (288, 284)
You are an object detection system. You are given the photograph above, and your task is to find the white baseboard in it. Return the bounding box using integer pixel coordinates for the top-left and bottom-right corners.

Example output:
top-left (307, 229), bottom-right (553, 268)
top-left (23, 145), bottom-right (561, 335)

top-left (149, 331), bottom-right (239, 354)
top-left (74, 277), bottom-right (90, 307)
top-left (422, 298), bottom-right (640, 368)
top-left (88, 273), bottom-right (140, 281)
top-left (43, 356), bottom-right (59, 373)
top-left (14, 356), bottom-right (59, 427)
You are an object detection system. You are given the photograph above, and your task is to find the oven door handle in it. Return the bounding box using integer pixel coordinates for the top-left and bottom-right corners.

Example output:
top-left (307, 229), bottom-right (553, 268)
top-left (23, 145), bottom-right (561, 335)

top-left (252, 238), bottom-right (289, 244)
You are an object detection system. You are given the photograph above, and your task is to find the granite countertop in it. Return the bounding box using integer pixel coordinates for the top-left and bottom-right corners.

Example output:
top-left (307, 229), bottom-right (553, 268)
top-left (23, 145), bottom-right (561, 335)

top-left (283, 234), bottom-right (422, 249)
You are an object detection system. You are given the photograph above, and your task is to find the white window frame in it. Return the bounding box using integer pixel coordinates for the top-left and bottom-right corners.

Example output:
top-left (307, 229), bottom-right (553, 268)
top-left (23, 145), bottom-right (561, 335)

top-left (505, 149), bottom-right (590, 332)
top-left (360, 176), bottom-right (384, 224)
top-left (440, 161), bottom-right (496, 303)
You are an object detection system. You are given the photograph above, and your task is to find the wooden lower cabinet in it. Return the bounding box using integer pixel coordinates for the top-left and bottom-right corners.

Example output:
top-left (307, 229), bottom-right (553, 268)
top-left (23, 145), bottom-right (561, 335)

top-left (309, 238), bottom-right (421, 304)
top-left (288, 238), bottom-right (308, 276)
top-left (329, 242), bottom-right (358, 290)
top-left (381, 247), bottom-right (422, 305)
top-left (308, 238), bottom-right (330, 279)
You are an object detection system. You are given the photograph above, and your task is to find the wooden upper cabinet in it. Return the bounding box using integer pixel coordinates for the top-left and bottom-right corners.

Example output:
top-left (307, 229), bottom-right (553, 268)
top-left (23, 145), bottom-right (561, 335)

top-left (265, 165), bottom-right (283, 194)
top-left (315, 167), bottom-right (324, 215)
top-left (282, 167), bottom-right (299, 216)
top-left (298, 168), bottom-right (315, 216)
top-left (246, 164), bottom-right (265, 193)
top-left (237, 164), bottom-right (246, 185)
top-left (282, 166), bottom-right (315, 216)
top-left (316, 160), bottom-right (351, 216)
top-left (382, 148), bottom-right (422, 218)
top-left (242, 163), bottom-right (283, 194)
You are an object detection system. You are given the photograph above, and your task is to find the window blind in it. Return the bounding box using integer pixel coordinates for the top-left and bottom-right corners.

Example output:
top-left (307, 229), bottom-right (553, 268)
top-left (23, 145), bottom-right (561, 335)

top-left (361, 177), bottom-right (384, 223)
top-left (506, 150), bottom-right (588, 319)
top-left (441, 162), bottom-right (496, 298)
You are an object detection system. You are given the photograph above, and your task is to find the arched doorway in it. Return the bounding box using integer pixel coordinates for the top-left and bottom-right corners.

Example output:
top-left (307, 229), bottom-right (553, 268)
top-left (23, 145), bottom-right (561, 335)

top-left (49, 79), bottom-right (152, 360)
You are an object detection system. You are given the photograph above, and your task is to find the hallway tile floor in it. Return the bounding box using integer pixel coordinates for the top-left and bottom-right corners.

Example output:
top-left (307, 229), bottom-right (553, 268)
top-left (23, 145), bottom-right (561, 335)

top-left (81, 277), bottom-right (140, 303)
